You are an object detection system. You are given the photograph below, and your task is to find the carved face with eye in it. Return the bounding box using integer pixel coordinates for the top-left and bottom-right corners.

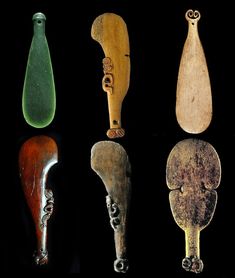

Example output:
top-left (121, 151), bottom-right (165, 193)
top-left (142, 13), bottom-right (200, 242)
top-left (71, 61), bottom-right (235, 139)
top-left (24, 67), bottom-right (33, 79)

top-left (102, 73), bottom-right (114, 94)
top-left (102, 57), bottom-right (114, 94)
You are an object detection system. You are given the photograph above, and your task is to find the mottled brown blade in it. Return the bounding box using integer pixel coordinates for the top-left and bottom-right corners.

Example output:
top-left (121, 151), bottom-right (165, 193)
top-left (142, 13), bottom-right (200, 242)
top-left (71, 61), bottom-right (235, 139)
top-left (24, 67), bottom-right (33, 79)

top-left (169, 189), bottom-right (217, 232)
top-left (19, 135), bottom-right (58, 265)
top-left (91, 141), bottom-right (131, 273)
top-left (176, 10), bottom-right (212, 134)
top-left (166, 138), bottom-right (221, 273)
top-left (166, 138), bottom-right (221, 191)
top-left (91, 13), bottom-right (130, 138)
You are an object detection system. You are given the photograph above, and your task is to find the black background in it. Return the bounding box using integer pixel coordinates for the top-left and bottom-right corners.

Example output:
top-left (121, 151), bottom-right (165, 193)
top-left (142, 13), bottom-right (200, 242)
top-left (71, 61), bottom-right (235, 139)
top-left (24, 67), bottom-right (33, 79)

top-left (2, 0), bottom-right (234, 276)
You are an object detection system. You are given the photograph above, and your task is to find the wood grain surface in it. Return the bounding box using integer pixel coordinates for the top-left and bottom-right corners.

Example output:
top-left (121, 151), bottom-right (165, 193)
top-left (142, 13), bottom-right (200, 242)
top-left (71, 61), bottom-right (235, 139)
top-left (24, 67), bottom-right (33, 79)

top-left (19, 135), bottom-right (58, 265)
top-left (91, 13), bottom-right (130, 138)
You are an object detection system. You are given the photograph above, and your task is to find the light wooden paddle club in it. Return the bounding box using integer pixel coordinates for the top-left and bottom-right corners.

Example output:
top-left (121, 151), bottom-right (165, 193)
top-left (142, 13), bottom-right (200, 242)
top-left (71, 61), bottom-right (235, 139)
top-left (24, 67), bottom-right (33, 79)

top-left (91, 13), bottom-right (130, 138)
top-left (166, 139), bottom-right (221, 273)
top-left (176, 10), bottom-right (212, 134)
top-left (91, 141), bottom-right (131, 273)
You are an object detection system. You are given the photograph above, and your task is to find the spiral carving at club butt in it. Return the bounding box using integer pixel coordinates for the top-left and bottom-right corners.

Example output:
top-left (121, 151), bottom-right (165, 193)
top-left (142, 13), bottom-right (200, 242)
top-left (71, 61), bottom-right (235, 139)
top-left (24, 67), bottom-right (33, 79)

top-left (19, 135), bottom-right (58, 265)
top-left (91, 141), bottom-right (131, 273)
top-left (91, 13), bottom-right (130, 138)
top-left (166, 139), bottom-right (221, 273)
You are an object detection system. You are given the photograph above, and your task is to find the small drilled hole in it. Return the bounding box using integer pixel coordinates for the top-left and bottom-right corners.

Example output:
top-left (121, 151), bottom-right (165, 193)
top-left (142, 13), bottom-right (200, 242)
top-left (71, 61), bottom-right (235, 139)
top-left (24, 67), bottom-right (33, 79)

top-left (192, 22), bottom-right (194, 25)
top-left (116, 262), bottom-right (123, 268)
top-left (37, 20), bottom-right (42, 24)
top-left (104, 77), bottom-right (110, 83)
top-left (113, 120), bottom-right (118, 125)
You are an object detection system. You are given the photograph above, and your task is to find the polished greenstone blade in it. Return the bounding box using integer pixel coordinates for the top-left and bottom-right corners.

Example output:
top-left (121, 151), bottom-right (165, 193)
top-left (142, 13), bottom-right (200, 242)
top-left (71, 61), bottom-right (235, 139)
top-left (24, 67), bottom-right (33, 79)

top-left (22, 12), bottom-right (56, 128)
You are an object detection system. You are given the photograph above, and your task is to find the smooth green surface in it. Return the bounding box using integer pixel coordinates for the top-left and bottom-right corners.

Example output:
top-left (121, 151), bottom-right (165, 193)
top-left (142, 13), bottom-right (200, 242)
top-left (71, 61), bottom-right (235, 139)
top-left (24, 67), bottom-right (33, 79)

top-left (22, 12), bottom-right (56, 128)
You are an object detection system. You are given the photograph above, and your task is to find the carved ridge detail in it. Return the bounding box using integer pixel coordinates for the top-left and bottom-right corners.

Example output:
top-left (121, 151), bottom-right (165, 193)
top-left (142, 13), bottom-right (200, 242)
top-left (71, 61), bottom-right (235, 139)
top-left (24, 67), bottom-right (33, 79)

top-left (182, 256), bottom-right (204, 273)
top-left (102, 57), bottom-right (114, 94)
top-left (185, 9), bottom-right (201, 22)
top-left (103, 57), bottom-right (113, 72)
top-left (106, 195), bottom-right (120, 230)
top-left (41, 189), bottom-right (54, 228)
top-left (34, 250), bottom-right (48, 265)
top-left (107, 128), bottom-right (125, 139)
top-left (114, 257), bottom-right (129, 273)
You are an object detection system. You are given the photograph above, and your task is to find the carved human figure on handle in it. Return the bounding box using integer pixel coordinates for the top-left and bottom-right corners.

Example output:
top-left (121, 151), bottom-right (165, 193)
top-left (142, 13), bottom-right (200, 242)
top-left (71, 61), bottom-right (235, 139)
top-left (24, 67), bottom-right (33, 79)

top-left (19, 135), bottom-right (58, 265)
top-left (91, 13), bottom-right (130, 138)
top-left (166, 139), bottom-right (221, 273)
top-left (91, 141), bottom-right (131, 273)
